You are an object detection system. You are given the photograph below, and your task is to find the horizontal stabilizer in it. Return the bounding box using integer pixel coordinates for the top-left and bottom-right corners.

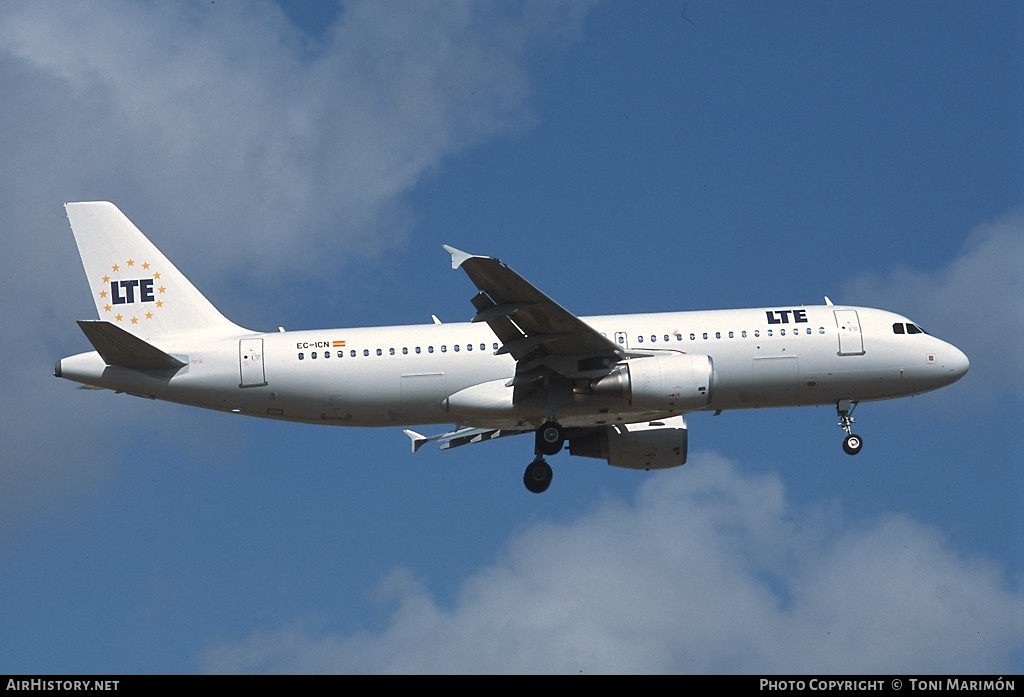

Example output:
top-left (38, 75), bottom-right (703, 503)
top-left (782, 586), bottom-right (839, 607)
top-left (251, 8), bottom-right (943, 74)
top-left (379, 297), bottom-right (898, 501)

top-left (77, 320), bottom-right (186, 370)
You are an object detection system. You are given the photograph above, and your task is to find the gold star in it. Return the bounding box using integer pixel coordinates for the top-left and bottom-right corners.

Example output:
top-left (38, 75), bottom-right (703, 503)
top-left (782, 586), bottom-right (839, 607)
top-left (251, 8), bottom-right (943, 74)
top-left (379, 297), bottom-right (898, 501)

top-left (103, 304), bottom-right (111, 312)
top-left (99, 290), bottom-right (108, 298)
top-left (153, 272), bottom-right (161, 279)
top-left (111, 264), bottom-right (120, 272)
top-left (145, 312), bottom-right (153, 319)
top-left (102, 275), bottom-right (110, 283)
top-left (130, 316), bottom-right (138, 324)
top-left (114, 313), bottom-right (123, 322)
top-left (158, 286), bottom-right (166, 294)
top-left (155, 300), bottom-right (164, 308)
top-left (126, 259), bottom-right (135, 267)
top-left (141, 262), bottom-right (150, 270)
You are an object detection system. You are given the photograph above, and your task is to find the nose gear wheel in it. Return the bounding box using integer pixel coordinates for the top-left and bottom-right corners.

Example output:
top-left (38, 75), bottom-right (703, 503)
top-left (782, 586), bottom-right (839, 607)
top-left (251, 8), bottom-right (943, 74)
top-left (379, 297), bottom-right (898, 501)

top-left (837, 400), bottom-right (863, 456)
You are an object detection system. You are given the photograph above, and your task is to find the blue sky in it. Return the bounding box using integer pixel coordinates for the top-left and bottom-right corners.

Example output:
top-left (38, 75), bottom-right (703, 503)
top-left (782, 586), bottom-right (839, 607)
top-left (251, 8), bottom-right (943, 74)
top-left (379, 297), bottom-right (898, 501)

top-left (1, 0), bottom-right (1021, 674)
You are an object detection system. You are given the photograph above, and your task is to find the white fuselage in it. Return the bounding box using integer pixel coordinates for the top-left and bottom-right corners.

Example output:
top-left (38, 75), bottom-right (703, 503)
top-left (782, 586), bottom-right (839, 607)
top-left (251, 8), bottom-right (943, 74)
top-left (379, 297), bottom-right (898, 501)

top-left (57, 304), bottom-right (969, 430)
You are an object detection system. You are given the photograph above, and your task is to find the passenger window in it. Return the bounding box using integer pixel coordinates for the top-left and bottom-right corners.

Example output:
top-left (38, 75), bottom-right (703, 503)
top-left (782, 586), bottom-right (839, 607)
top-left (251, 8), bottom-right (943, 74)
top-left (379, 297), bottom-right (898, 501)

top-left (363, 349), bottom-right (369, 357)
top-left (893, 323), bottom-right (906, 334)
top-left (741, 330), bottom-right (747, 338)
top-left (818, 327), bottom-right (825, 334)
top-left (664, 335), bottom-right (670, 342)
top-left (715, 332), bottom-right (721, 339)
top-left (454, 345), bottom-right (460, 352)
top-left (466, 344), bottom-right (472, 351)
top-left (690, 333), bottom-right (695, 341)
top-left (402, 347), bottom-right (408, 355)
top-left (337, 351), bottom-right (344, 358)
top-left (298, 352), bottom-right (304, 360)
top-left (728, 331), bottom-right (734, 338)
top-left (323, 351), bottom-right (330, 359)
top-left (480, 343), bottom-right (486, 351)
top-left (350, 350), bottom-right (356, 357)
top-left (754, 330), bottom-right (760, 338)
top-left (441, 345), bottom-right (447, 353)
top-left (428, 346), bottom-right (434, 354)
top-left (780, 329), bottom-right (786, 336)
top-left (376, 349), bottom-right (382, 356)
top-left (637, 336), bottom-right (644, 343)
top-left (767, 329), bottom-right (773, 337)
top-left (415, 347), bottom-right (421, 354)
top-left (806, 328), bottom-right (811, 335)
top-left (389, 348), bottom-right (395, 355)
top-left (702, 332), bottom-right (708, 340)
top-left (493, 343), bottom-right (499, 350)
top-left (651, 335), bottom-right (657, 343)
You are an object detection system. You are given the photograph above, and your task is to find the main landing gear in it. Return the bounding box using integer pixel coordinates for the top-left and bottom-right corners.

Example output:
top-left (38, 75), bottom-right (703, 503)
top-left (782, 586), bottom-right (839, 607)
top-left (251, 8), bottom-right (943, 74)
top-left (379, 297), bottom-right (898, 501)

top-left (837, 400), bottom-right (863, 455)
top-left (524, 421), bottom-right (564, 494)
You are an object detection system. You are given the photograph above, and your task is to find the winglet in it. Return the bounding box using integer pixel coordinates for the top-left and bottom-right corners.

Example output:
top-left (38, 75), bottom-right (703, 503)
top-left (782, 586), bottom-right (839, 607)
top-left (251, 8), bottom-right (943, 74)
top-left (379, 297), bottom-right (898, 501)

top-left (442, 244), bottom-right (483, 270)
top-left (403, 429), bottom-right (429, 453)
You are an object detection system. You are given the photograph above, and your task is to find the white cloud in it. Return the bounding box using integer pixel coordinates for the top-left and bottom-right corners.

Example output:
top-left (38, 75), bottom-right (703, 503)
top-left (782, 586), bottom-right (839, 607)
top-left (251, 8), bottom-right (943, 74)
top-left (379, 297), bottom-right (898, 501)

top-left (200, 453), bottom-right (1024, 674)
top-left (0, 0), bottom-right (590, 278)
top-left (843, 210), bottom-right (1024, 400)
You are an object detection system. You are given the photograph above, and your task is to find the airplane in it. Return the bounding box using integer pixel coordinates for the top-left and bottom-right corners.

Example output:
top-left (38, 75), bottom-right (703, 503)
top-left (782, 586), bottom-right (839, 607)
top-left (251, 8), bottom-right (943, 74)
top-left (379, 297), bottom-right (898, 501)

top-left (54, 202), bottom-right (970, 493)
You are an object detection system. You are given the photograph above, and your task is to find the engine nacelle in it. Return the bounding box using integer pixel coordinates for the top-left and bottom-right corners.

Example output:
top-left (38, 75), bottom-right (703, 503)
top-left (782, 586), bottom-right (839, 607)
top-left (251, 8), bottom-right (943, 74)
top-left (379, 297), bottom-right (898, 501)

top-left (569, 415), bottom-right (688, 470)
top-left (590, 353), bottom-right (714, 411)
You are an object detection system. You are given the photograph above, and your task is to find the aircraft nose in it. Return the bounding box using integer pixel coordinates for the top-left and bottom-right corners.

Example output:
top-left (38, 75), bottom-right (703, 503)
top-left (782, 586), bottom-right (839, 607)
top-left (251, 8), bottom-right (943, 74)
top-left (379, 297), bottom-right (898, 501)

top-left (948, 344), bottom-right (970, 381)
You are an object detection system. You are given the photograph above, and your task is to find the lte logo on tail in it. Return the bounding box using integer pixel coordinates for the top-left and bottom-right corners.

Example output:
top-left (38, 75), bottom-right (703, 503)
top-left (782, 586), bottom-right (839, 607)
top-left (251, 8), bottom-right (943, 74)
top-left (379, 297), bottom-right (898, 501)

top-left (110, 279), bottom-right (155, 304)
top-left (97, 259), bottom-right (166, 323)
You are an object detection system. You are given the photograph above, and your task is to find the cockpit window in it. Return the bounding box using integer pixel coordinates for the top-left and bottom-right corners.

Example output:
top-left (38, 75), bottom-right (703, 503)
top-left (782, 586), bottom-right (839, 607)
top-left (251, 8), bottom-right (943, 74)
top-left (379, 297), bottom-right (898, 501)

top-left (894, 322), bottom-right (927, 335)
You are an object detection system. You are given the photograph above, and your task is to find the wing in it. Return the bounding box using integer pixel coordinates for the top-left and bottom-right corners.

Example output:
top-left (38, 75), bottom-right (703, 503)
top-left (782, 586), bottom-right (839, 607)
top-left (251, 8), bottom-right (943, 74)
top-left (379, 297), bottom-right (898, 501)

top-left (404, 426), bottom-right (529, 452)
top-left (444, 245), bottom-right (628, 402)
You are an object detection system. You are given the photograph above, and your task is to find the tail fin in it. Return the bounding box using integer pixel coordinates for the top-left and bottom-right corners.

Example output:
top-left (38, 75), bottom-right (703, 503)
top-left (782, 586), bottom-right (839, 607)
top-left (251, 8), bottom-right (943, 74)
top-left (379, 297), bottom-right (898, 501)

top-left (65, 202), bottom-right (248, 340)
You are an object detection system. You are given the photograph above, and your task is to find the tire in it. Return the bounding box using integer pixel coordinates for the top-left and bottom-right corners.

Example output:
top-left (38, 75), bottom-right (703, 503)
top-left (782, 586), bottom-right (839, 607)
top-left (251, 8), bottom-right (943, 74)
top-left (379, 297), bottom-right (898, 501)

top-left (536, 421), bottom-right (564, 456)
top-left (524, 460), bottom-right (553, 494)
top-left (843, 434), bottom-right (863, 455)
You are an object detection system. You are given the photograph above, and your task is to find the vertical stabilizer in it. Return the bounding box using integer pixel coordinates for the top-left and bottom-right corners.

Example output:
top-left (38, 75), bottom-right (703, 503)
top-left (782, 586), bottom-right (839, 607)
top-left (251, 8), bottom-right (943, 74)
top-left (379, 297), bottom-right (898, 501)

top-left (65, 202), bottom-right (248, 340)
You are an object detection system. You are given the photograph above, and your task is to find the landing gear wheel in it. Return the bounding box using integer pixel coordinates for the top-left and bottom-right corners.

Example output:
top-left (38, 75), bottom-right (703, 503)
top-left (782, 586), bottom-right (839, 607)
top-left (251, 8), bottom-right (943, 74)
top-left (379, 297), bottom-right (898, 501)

top-left (836, 400), bottom-right (862, 456)
top-left (535, 421), bottom-right (564, 456)
top-left (843, 434), bottom-right (863, 456)
top-left (524, 459), bottom-right (553, 494)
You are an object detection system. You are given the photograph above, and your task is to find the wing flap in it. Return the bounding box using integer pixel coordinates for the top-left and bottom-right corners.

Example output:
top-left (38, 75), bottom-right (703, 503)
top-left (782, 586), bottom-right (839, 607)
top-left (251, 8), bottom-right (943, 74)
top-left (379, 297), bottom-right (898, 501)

top-left (405, 425), bottom-right (529, 452)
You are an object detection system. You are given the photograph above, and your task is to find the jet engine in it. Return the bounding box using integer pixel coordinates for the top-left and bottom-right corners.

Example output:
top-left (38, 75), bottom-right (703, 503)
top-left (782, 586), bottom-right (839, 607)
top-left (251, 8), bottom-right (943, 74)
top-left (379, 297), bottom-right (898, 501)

top-left (569, 415), bottom-right (688, 470)
top-left (590, 353), bottom-right (714, 411)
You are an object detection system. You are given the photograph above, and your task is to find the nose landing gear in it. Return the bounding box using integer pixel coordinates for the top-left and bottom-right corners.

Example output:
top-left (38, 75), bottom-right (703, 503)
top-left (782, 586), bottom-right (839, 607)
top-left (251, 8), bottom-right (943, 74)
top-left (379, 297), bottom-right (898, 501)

top-left (837, 400), bottom-right (863, 455)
